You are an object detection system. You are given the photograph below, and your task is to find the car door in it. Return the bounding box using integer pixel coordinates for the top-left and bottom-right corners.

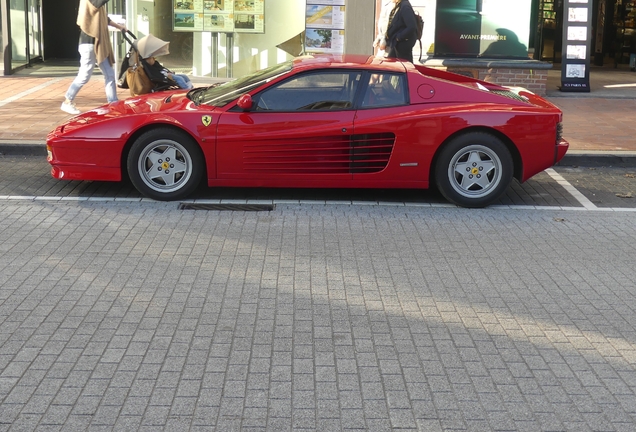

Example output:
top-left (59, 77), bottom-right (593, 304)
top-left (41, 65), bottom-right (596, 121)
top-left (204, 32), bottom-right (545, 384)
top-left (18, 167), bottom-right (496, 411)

top-left (352, 71), bottom-right (428, 185)
top-left (215, 70), bottom-right (362, 187)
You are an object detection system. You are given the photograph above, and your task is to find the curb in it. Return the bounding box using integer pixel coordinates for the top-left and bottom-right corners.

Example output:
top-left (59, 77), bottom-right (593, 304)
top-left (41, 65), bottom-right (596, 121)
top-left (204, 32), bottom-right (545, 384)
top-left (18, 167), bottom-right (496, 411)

top-left (558, 151), bottom-right (636, 167)
top-left (1, 143), bottom-right (635, 167)
top-left (0, 143), bottom-right (47, 156)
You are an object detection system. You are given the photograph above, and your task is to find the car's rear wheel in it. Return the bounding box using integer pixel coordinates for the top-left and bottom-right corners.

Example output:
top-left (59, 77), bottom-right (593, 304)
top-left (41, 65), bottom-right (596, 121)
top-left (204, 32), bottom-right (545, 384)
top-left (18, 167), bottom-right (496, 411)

top-left (434, 132), bottom-right (513, 208)
top-left (127, 128), bottom-right (204, 201)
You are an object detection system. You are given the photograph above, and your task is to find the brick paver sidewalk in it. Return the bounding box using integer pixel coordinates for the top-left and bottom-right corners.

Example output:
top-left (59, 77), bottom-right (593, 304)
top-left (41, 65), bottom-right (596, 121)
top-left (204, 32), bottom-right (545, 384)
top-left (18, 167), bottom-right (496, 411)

top-left (0, 77), bottom-right (121, 142)
top-left (550, 98), bottom-right (636, 152)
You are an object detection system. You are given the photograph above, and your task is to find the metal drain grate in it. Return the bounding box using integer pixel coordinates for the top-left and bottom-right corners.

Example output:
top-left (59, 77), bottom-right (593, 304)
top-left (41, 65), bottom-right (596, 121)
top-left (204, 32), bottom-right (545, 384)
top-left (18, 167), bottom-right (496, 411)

top-left (178, 203), bottom-right (275, 211)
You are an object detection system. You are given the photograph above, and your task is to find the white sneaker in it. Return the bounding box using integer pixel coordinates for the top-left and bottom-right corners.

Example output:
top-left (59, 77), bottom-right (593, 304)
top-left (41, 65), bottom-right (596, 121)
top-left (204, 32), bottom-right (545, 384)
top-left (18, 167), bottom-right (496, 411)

top-left (61, 100), bottom-right (80, 115)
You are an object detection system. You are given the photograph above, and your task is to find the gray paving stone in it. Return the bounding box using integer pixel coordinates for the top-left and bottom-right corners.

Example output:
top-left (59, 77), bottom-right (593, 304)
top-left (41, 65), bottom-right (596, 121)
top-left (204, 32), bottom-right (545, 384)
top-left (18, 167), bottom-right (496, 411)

top-left (1, 201), bottom-right (636, 429)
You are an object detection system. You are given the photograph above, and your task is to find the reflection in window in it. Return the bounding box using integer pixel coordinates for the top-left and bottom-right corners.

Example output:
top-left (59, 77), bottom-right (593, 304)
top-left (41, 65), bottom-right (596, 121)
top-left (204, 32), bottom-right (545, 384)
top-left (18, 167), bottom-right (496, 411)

top-left (361, 73), bottom-right (407, 108)
top-left (254, 71), bottom-right (362, 111)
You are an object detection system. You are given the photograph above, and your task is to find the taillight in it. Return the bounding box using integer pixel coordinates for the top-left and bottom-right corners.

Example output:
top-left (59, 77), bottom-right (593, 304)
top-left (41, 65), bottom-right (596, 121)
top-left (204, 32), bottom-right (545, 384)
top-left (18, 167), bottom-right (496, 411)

top-left (556, 122), bottom-right (563, 143)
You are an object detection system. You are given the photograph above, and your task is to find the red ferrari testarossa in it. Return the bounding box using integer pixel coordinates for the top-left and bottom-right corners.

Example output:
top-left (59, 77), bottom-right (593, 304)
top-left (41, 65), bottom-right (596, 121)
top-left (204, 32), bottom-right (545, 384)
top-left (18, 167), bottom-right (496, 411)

top-left (47, 55), bottom-right (568, 208)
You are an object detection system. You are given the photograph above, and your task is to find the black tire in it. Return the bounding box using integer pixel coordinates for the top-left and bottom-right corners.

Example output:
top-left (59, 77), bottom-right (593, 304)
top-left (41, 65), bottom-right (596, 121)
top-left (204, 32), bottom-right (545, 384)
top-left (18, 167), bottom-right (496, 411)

top-left (434, 132), bottom-right (513, 208)
top-left (127, 128), bottom-right (204, 201)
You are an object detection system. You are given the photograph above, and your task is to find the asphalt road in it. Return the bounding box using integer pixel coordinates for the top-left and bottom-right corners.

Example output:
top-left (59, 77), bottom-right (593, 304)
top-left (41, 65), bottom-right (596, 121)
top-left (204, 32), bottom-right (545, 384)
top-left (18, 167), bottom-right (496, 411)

top-left (1, 155), bottom-right (636, 431)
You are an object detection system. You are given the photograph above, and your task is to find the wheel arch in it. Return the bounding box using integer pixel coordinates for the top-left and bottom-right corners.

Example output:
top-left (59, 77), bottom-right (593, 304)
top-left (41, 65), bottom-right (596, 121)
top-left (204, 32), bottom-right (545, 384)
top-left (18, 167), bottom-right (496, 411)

top-left (120, 123), bottom-right (207, 182)
top-left (430, 126), bottom-right (522, 185)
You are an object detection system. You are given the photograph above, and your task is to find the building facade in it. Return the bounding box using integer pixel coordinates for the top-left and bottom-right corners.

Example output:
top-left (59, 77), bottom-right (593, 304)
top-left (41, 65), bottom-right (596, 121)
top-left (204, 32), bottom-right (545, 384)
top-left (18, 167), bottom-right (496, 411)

top-left (0, 0), bottom-right (626, 83)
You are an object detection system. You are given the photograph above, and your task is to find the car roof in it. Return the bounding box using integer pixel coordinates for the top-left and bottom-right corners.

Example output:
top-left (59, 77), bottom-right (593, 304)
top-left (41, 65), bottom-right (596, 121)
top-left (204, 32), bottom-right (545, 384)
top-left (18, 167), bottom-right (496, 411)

top-left (291, 54), bottom-right (407, 73)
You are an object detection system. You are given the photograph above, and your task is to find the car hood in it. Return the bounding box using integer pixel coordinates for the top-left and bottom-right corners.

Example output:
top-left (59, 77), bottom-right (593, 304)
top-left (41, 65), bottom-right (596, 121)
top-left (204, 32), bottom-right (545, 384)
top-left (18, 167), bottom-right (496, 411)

top-left (106, 90), bottom-right (192, 116)
top-left (57, 91), bottom-right (195, 135)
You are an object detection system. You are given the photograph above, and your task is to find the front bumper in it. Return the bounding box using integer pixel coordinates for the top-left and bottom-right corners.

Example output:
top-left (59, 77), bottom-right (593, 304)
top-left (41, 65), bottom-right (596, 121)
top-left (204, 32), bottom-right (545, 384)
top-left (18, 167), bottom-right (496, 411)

top-left (46, 137), bottom-right (124, 182)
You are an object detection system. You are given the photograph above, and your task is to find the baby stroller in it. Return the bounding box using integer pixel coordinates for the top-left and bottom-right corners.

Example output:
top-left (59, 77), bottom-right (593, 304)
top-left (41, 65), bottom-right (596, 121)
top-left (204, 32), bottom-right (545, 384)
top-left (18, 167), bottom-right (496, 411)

top-left (118, 31), bottom-right (181, 96)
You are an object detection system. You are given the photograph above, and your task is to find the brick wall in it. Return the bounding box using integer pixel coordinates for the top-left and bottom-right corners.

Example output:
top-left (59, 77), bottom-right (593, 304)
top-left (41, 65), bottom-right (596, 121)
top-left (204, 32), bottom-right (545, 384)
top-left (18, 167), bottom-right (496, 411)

top-left (482, 68), bottom-right (548, 95)
top-left (444, 67), bottom-right (549, 96)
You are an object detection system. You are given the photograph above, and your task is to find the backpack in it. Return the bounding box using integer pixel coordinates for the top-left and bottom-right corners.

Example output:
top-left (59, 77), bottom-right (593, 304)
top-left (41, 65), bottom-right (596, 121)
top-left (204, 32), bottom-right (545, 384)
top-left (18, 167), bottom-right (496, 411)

top-left (415, 11), bottom-right (424, 62)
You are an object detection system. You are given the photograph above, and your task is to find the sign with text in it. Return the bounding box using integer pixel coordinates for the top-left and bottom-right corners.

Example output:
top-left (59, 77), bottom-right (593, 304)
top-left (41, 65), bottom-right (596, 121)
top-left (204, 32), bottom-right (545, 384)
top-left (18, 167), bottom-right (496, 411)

top-left (560, 0), bottom-right (592, 92)
top-left (434, 0), bottom-right (532, 58)
top-left (304, 1), bottom-right (346, 54)
top-left (173, 0), bottom-right (265, 34)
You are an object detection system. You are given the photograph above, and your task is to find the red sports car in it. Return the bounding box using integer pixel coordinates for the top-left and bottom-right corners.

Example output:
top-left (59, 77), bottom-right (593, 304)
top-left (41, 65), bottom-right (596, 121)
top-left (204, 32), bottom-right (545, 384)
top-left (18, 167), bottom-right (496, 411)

top-left (47, 55), bottom-right (568, 208)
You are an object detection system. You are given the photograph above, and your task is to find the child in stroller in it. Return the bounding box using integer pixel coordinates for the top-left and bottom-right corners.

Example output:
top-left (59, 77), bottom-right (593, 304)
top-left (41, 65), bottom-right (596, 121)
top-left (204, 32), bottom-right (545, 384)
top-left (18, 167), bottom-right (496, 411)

top-left (143, 56), bottom-right (193, 90)
top-left (119, 32), bottom-right (193, 95)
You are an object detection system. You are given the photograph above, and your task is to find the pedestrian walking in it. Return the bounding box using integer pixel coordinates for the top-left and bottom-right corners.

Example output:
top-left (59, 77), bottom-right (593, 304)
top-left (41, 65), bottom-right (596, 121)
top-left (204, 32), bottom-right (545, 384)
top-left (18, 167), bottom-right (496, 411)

top-left (61, 0), bottom-right (127, 115)
top-left (373, 0), bottom-right (393, 57)
top-left (385, 0), bottom-right (418, 63)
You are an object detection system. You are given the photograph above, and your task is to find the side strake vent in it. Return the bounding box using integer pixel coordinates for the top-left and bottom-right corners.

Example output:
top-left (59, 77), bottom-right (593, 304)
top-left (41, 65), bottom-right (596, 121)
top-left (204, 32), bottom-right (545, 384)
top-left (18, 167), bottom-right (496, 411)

top-left (350, 133), bottom-right (395, 174)
top-left (243, 133), bottom-right (395, 174)
top-left (179, 203), bottom-right (275, 211)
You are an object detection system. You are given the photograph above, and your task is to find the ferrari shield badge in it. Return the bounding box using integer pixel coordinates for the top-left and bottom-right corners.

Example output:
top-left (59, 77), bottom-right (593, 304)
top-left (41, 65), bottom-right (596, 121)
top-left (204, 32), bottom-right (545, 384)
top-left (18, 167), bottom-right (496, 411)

top-left (201, 115), bottom-right (212, 127)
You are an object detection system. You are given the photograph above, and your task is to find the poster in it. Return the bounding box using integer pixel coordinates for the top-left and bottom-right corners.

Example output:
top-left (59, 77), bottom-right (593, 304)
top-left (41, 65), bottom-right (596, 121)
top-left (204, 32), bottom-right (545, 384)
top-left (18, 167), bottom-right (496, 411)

top-left (307, 0), bottom-right (345, 5)
top-left (567, 26), bottom-right (587, 41)
top-left (203, 13), bottom-right (233, 32)
top-left (566, 45), bottom-right (587, 59)
top-left (304, 3), bottom-right (346, 54)
top-left (568, 7), bottom-right (588, 22)
top-left (173, 0), bottom-right (265, 33)
top-left (306, 5), bottom-right (346, 29)
top-left (566, 64), bottom-right (585, 78)
top-left (305, 29), bottom-right (345, 53)
top-left (233, 0), bottom-right (265, 33)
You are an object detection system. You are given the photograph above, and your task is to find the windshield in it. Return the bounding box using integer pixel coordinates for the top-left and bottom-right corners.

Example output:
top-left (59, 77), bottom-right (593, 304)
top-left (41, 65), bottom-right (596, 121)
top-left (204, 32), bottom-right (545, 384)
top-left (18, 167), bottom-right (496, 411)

top-left (196, 61), bottom-right (293, 107)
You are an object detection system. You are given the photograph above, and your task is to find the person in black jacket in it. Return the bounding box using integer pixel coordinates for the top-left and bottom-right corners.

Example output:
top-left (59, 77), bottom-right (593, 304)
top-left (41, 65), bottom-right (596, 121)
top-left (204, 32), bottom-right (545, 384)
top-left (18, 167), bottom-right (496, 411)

top-left (61, 0), bottom-right (126, 115)
top-left (385, 0), bottom-right (418, 63)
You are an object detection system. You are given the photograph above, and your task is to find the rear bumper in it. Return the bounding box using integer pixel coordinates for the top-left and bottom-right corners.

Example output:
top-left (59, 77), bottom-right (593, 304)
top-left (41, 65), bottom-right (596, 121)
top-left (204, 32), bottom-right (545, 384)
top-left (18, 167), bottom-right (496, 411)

top-left (555, 138), bottom-right (569, 164)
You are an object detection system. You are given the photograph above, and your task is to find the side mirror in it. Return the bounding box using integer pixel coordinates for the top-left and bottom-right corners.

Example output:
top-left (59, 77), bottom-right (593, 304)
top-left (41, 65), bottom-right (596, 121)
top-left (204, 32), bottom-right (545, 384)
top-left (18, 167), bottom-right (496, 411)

top-left (236, 94), bottom-right (253, 111)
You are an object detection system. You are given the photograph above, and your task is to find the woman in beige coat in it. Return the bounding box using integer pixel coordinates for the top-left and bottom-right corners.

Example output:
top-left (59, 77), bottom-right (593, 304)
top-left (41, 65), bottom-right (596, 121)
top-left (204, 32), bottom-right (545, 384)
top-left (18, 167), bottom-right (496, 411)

top-left (61, 0), bottom-right (127, 115)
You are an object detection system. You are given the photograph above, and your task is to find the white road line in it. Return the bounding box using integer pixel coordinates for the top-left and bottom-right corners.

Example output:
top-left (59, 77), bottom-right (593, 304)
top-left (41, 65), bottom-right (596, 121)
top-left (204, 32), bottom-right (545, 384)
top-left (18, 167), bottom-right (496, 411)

top-left (0, 78), bottom-right (64, 108)
top-left (0, 196), bottom-right (635, 211)
top-left (545, 168), bottom-right (598, 210)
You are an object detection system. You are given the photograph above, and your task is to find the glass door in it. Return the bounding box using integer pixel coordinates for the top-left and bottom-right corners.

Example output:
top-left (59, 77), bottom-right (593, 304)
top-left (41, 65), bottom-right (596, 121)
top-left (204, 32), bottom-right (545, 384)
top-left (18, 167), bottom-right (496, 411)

top-left (27, 0), bottom-right (41, 61)
top-left (8, 0), bottom-right (42, 70)
top-left (10, 0), bottom-right (28, 68)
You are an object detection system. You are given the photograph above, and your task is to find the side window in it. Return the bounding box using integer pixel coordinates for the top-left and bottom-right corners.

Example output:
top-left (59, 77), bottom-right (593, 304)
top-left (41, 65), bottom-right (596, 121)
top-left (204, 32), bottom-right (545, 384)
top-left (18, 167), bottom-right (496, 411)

top-left (254, 71), bottom-right (361, 111)
top-left (361, 73), bottom-right (408, 108)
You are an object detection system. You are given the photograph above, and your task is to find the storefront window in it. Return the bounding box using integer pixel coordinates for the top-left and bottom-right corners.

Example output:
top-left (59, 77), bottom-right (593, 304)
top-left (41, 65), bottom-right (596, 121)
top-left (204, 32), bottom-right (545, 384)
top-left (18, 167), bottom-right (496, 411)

top-left (127, 0), bottom-right (305, 78)
top-left (434, 0), bottom-right (532, 58)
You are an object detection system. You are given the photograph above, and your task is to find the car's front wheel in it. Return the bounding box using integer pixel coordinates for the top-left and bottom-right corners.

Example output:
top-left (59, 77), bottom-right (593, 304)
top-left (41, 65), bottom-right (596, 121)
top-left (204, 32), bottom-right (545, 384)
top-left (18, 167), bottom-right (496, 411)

top-left (435, 132), bottom-right (513, 208)
top-left (127, 128), bottom-right (204, 201)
